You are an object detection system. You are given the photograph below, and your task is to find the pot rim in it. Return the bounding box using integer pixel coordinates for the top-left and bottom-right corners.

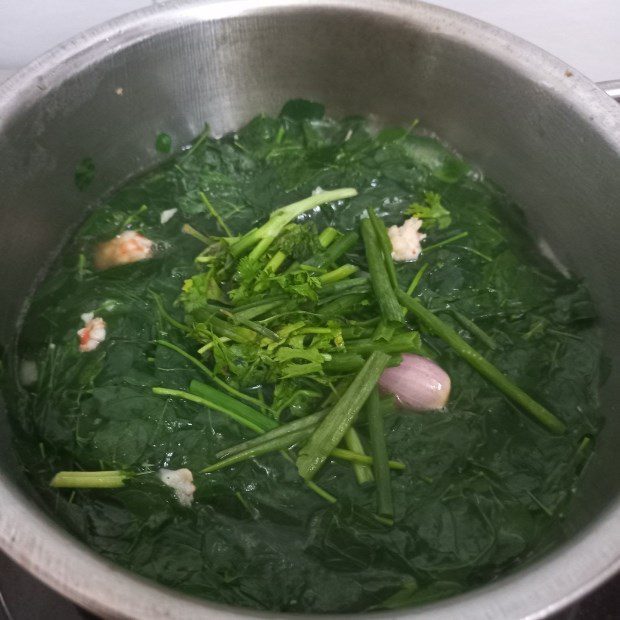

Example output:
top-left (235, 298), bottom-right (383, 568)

top-left (1, 1), bottom-right (619, 618)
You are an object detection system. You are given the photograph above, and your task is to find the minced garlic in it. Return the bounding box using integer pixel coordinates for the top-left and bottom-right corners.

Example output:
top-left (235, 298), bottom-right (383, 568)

top-left (387, 217), bottom-right (426, 261)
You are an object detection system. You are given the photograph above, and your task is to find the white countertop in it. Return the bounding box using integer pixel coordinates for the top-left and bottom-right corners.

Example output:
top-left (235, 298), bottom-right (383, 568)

top-left (1, 0), bottom-right (619, 85)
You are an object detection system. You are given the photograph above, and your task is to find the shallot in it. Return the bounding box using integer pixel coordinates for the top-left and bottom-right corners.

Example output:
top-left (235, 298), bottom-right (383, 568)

top-left (379, 353), bottom-right (451, 411)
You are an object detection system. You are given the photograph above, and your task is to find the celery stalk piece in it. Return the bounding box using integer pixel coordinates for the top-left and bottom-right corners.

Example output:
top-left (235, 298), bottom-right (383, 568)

top-left (229, 188), bottom-right (358, 260)
top-left (50, 470), bottom-right (129, 488)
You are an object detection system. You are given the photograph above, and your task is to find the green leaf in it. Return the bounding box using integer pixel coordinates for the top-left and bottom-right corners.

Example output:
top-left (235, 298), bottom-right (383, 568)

top-left (272, 223), bottom-right (322, 261)
top-left (274, 347), bottom-right (326, 365)
top-left (179, 271), bottom-right (226, 313)
top-left (404, 136), bottom-right (470, 183)
top-left (155, 132), bottom-right (172, 153)
top-left (89, 419), bottom-right (151, 468)
top-left (74, 157), bottom-right (95, 191)
top-left (406, 191), bottom-right (452, 230)
top-left (280, 99), bottom-right (325, 121)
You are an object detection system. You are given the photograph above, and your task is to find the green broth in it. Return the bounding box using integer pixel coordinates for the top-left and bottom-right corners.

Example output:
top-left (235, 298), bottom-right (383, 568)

top-left (5, 102), bottom-right (602, 612)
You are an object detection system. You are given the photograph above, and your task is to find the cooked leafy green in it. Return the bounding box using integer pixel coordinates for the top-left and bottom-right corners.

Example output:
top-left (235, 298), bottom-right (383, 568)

top-left (74, 156), bottom-right (96, 191)
top-left (155, 132), bottom-right (172, 154)
top-left (3, 101), bottom-right (603, 613)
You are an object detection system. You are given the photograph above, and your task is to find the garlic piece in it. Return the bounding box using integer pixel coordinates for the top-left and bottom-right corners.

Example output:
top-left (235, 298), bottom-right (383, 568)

top-left (387, 217), bottom-right (426, 261)
top-left (19, 360), bottom-right (38, 386)
top-left (158, 468), bottom-right (196, 507)
top-left (160, 208), bottom-right (178, 224)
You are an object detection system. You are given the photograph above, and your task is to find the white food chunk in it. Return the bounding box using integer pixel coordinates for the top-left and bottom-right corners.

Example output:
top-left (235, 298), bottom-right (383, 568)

top-left (94, 230), bottom-right (154, 270)
top-left (19, 360), bottom-right (38, 386)
top-left (538, 238), bottom-right (570, 278)
top-left (77, 314), bottom-right (107, 352)
top-left (160, 208), bottom-right (178, 224)
top-left (387, 217), bottom-right (426, 261)
top-left (158, 468), bottom-right (196, 507)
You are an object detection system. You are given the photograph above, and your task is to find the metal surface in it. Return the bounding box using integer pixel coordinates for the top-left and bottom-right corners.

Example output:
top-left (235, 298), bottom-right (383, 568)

top-left (0, 1), bottom-right (619, 618)
top-left (598, 80), bottom-right (620, 102)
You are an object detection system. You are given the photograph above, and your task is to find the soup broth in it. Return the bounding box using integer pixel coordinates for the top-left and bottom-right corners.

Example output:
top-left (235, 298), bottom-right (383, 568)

top-left (4, 101), bottom-right (603, 612)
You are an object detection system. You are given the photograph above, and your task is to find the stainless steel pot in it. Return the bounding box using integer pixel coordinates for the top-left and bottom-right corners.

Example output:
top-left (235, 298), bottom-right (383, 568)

top-left (1, 1), bottom-right (619, 618)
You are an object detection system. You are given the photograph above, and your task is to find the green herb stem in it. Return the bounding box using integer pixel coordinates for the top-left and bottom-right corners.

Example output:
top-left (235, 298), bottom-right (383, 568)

top-left (210, 422), bottom-right (339, 504)
top-left (297, 351), bottom-right (391, 480)
top-left (331, 447), bottom-right (405, 471)
top-left (248, 237), bottom-right (274, 261)
top-left (284, 226), bottom-right (341, 274)
top-left (228, 226), bottom-right (258, 255)
top-left (405, 263), bottom-right (428, 297)
top-left (319, 293), bottom-right (368, 319)
top-left (234, 300), bottom-right (285, 320)
top-left (199, 191), bottom-right (233, 236)
top-left (230, 188), bottom-right (358, 259)
top-left (324, 352), bottom-right (366, 374)
top-left (195, 314), bottom-right (256, 343)
top-left (179, 124), bottom-right (210, 162)
top-left (361, 219), bottom-right (403, 324)
top-left (576, 435), bottom-right (593, 471)
top-left (451, 309), bottom-right (497, 350)
top-left (318, 226), bottom-right (339, 248)
top-left (318, 276), bottom-right (370, 297)
top-left (189, 380), bottom-right (278, 431)
top-left (153, 384), bottom-right (277, 434)
top-left (344, 428), bottom-right (374, 484)
top-left (304, 231), bottom-right (359, 269)
top-left (396, 289), bottom-right (566, 433)
top-left (50, 470), bottom-right (129, 489)
top-left (366, 387), bottom-right (394, 518)
top-left (265, 250), bottom-right (287, 274)
top-left (181, 223), bottom-right (211, 245)
top-left (372, 320), bottom-right (395, 342)
top-left (219, 308), bottom-right (280, 341)
top-left (215, 410), bottom-right (328, 459)
top-left (346, 332), bottom-right (421, 355)
top-left (209, 417), bottom-right (402, 475)
top-left (423, 231), bottom-right (469, 253)
top-left (197, 336), bottom-right (230, 354)
top-left (202, 429), bottom-right (310, 473)
top-left (368, 208), bottom-right (397, 289)
top-left (277, 449), bottom-right (339, 504)
top-left (150, 292), bottom-right (190, 333)
top-left (119, 204), bottom-right (147, 230)
top-left (304, 480), bottom-right (337, 503)
top-left (156, 339), bottom-right (271, 412)
top-left (318, 264), bottom-right (358, 285)
top-left (340, 324), bottom-right (376, 340)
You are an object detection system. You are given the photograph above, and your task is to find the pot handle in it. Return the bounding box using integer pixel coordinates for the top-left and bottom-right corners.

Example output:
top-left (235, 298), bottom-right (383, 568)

top-left (597, 80), bottom-right (620, 102)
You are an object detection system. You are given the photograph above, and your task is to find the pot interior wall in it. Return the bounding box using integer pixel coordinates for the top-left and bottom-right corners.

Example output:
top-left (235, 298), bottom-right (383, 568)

top-left (1, 0), bottom-right (619, 589)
